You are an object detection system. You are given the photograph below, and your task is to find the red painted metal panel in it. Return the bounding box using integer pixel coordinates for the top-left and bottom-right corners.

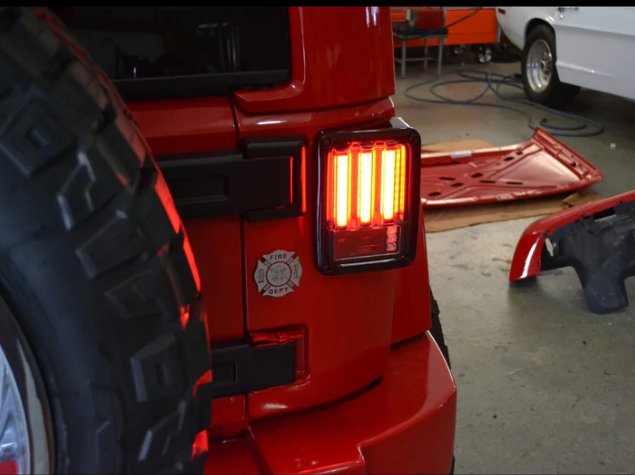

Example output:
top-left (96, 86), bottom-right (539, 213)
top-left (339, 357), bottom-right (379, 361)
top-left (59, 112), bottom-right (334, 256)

top-left (130, 94), bottom-right (252, 439)
top-left (206, 333), bottom-right (456, 474)
top-left (129, 97), bottom-right (237, 156)
top-left (510, 189), bottom-right (635, 282)
top-left (185, 217), bottom-right (244, 342)
top-left (420, 128), bottom-right (604, 207)
top-left (235, 99), bottom-right (433, 421)
top-left (196, 98), bottom-right (437, 435)
top-left (130, 97), bottom-right (244, 346)
top-left (391, 206), bottom-right (431, 345)
top-left (205, 437), bottom-right (260, 474)
top-left (129, 95), bottom-right (243, 343)
top-left (0, 461), bottom-right (18, 475)
top-left (208, 396), bottom-right (250, 441)
top-left (234, 7), bottom-right (396, 114)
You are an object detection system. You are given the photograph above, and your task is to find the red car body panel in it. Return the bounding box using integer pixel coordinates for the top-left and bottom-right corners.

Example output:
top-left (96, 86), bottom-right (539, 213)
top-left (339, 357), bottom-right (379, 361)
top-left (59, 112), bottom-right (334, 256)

top-left (204, 99), bottom-right (433, 432)
top-left (391, 208), bottom-right (431, 344)
top-left (206, 333), bottom-right (456, 475)
top-left (127, 6), bottom-right (455, 473)
top-left (510, 190), bottom-right (635, 282)
top-left (131, 97), bottom-right (237, 155)
top-left (131, 98), bottom-right (245, 345)
top-left (0, 461), bottom-right (18, 475)
top-left (186, 217), bottom-right (245, 342)
top-left (420, 128), bottom-right (604, 207)
top-left (234, 7), bottom-right (395, 114)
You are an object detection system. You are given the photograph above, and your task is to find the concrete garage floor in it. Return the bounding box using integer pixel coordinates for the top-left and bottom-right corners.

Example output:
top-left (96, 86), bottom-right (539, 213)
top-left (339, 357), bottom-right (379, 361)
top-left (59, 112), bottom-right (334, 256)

top-left (394, 61), bottom-right (635, 474)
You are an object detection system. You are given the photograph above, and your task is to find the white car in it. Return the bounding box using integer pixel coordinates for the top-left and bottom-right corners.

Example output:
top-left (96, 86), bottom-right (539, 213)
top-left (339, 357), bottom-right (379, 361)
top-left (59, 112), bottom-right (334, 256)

top-left (496, 7), bottom-right (635, 107)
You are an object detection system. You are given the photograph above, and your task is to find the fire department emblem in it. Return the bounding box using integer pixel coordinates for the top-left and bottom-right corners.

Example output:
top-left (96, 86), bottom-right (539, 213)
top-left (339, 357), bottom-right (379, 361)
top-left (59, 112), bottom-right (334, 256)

top-left (254, 250), bottom-right (302, 298)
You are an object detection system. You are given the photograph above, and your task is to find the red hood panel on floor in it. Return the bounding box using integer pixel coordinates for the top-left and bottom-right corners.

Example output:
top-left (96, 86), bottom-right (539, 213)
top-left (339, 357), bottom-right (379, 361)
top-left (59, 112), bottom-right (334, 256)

top-left (420, 128), bottom-right (603, 207)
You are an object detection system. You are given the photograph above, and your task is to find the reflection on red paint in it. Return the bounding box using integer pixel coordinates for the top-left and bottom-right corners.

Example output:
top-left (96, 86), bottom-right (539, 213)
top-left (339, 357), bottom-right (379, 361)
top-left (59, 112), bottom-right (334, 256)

top-left (301, 146), bottom-right (307, 213)
top-left (192, 429), bottom-right (209, 459)
top-left (0, 461), bottom-right (18, 475)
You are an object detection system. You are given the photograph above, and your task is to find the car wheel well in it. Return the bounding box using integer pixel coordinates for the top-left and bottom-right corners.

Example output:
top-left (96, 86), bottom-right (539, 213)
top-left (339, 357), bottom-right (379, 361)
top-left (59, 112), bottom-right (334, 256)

top-left (525, 18), bottom-right (553, 40)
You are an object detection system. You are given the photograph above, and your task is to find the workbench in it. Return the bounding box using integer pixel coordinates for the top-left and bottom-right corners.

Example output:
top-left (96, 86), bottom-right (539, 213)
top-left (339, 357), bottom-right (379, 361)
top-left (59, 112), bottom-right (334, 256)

top-left (392, 7), bottom-right (499, 49)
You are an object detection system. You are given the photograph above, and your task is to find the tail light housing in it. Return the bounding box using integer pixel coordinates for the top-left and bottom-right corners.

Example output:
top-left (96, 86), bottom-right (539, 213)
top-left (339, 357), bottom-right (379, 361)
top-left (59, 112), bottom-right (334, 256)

top-left (315, 118), bottom-right (421, 275)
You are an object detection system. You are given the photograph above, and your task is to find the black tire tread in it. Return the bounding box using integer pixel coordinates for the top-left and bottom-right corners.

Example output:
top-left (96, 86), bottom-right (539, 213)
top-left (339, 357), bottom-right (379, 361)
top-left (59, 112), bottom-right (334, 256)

top-left (429, 288), bottom-right (450, 368)
top-left (0, 7), bottom-right (210, 473)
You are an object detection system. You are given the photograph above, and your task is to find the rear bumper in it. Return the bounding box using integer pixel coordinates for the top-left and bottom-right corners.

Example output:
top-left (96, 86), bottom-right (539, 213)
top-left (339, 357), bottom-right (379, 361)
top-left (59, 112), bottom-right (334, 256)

top-left (206, 332), bottom-right (457, 474)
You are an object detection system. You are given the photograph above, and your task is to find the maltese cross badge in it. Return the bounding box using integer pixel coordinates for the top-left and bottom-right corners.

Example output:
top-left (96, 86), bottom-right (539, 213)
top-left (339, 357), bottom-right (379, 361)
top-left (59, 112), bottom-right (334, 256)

top-left (254, 250), bottom-right (303, 298)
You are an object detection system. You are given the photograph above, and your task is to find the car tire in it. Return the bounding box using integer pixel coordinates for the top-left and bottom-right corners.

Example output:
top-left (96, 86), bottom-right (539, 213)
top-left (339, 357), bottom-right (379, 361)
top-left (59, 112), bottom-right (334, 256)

top-left (429, 289), bottom-right (450, 368)
top-left (521, 24), bottom-right (580, 108)
top-left (0, 7), bottom-right (211, 474)
top-left (429, 289), bottom-right (454, 475)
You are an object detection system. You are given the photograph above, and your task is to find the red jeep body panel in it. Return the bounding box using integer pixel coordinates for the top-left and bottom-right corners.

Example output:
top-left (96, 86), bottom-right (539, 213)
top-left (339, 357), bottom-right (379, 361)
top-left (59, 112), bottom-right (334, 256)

top-left (205, 333), bottom-right (456, 475)
top-left (125, 6), bottom-right (455, 473)
top-left (234, 7), bottom-right (395, 114)
top-left (238, 100), bottom-right (400, 421)
top-left (131, 98), bottom-right (237, 154)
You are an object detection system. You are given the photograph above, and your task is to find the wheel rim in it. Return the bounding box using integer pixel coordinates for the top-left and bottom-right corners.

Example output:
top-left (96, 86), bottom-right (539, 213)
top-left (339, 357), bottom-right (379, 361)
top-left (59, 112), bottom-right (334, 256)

top-left (0, 345), bottom-right (30, 475)
top-left (0, 293), bottom-right (52, 475)
top-left (526, 39), bottom-right (553, 92)
top-left (478, 47), bottom-right (492, 63)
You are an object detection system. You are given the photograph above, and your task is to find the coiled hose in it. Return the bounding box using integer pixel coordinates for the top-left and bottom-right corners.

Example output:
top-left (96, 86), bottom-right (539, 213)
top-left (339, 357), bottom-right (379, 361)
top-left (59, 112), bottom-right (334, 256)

top-left (404, 68), bottom-right (604, 138)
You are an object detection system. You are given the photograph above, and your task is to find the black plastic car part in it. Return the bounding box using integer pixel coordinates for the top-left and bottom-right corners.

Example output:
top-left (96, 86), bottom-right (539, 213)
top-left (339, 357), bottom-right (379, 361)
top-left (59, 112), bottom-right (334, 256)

top-left (540, 200), bottom-right (635, 314)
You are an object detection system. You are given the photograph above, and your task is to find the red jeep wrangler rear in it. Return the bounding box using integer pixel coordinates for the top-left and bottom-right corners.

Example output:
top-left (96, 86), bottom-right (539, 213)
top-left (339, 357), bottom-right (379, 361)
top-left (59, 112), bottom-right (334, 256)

top-left (55, 6), bottom-right (456, 473)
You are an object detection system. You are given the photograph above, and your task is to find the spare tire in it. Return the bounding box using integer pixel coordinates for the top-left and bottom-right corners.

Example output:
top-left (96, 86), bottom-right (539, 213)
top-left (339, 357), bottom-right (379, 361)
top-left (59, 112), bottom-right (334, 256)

top-left (0, 7), bottom-right (211, 474)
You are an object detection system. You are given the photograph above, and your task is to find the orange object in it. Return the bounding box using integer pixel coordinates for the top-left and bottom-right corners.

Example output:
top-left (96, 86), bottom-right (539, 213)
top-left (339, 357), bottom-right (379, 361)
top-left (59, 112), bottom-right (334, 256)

top-left (398, 6), bottom-right (444, 29)
top-left (414, 7), bottom-right (444, 29)
top-left (392, 7), bottom-right (498, 48)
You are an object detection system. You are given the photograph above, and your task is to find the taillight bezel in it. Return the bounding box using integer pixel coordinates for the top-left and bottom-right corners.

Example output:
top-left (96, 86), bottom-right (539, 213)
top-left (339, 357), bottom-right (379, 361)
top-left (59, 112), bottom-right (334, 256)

top-left (314, 117), bottom-right (421, 276)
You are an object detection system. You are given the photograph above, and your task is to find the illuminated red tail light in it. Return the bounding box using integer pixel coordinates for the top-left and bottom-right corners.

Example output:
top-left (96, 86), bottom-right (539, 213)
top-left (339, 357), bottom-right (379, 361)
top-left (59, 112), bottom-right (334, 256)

top-left (315, 118), bottom-right (421, 275)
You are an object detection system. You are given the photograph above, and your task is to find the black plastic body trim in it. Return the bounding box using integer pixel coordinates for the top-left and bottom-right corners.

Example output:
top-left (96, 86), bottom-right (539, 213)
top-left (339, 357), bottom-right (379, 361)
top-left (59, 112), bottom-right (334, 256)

top-left (540, 199), bottom-right (635, 314)
top-left (158, 149), bottom-right (292, 220)
top-left (241, 135), bottom-right (306, 222)
top-left (157, 136), bottom-right (306, 221)
top-left (314, 117), bottom-right (421, 276)
top-left (210, 340), bottom-right (296, 398)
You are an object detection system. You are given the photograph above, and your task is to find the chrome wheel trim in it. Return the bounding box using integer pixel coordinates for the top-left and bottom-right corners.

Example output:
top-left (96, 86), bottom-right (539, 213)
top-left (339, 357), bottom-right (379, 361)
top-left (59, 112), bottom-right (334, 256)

top-left (0, 344), bottom-right (31, 474)
top-left (526, 38), bottom-right (553, 92)
top-left (0, 296), bottom-right (52, 475)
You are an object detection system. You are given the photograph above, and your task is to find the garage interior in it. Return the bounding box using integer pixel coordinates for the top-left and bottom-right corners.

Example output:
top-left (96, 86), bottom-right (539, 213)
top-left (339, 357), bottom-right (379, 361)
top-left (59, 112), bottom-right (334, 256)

top-left (4, 6), bottom-right (635, 475)
top-left (398, 55), bottom-right (635, 474)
